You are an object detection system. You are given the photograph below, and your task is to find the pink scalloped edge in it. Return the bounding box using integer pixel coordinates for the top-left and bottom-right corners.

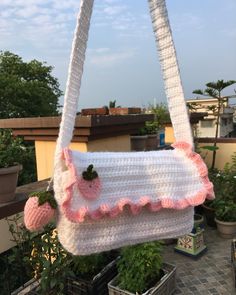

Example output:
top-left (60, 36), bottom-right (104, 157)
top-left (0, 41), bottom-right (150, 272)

top-left (61, 142), bottom-right (215, 223)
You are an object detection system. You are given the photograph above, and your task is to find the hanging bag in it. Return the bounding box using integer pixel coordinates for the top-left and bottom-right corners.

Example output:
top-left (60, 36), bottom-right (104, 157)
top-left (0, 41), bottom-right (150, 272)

top-left (25, 0), bottom-right (214, 255)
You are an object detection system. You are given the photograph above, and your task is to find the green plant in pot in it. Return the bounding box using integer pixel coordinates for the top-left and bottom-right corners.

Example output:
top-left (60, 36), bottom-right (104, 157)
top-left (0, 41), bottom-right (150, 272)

top-left (130, 127), bottom-right (148, 151)
top-left (214, 170), bottom-right (236, 238)
top-left (108, 242), bottom-right (176, 295)
top-left (68, 250), bottom-right (118, 295)
top-left (202, 169), bottom-right (222, 227)
top-left (0, 129), bottom-right (24, 203)
top-left (145, 122), bottom-right (158, 151)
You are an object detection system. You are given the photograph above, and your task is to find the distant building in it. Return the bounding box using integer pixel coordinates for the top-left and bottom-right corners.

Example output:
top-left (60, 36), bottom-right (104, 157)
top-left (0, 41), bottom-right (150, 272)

top-left (187, 98), bottom-right (234, 138)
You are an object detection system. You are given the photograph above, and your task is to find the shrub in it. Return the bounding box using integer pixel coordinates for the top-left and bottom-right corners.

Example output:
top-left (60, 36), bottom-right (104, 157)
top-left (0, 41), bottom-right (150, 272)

top-left (117, 242), bottom-right (163, 294)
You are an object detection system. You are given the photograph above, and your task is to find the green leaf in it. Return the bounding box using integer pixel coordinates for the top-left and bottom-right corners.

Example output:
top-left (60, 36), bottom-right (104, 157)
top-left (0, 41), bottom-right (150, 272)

top-left (201, 145), bottom-right (219, 151)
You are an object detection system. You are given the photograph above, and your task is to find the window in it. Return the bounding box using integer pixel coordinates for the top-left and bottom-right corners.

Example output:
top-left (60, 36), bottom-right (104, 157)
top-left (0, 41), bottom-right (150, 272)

top-left (201, 120), bottom-right (213, 128)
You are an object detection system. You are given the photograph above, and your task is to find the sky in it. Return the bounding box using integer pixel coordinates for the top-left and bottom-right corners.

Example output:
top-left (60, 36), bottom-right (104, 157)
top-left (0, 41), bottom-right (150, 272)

top-left (0, 0), bottom-right (236, 110)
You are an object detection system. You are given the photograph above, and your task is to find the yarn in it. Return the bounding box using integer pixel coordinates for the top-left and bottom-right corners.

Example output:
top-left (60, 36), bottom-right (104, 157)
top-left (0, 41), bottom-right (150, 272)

top-left (24, 197), bottom-right (55, 231)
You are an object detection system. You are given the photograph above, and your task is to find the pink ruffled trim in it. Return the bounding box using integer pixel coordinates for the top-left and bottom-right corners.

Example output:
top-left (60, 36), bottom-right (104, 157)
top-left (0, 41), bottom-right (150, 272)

top-left (61, 142), bottom-right (214, 223)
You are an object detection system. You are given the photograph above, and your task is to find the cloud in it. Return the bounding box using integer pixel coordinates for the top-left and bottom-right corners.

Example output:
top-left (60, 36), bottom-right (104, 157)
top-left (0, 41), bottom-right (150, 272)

top-left (172, 13), bottom-right (205, 32)
top-left (93, 0), bottom-right (150, 36)
top-left (103, 5), bottom-right (126, 16)
top-left (88, 48), bottom-right (136, 67)
top-left (0, 0), bottom-right (80, 53)
top-left (221, 28), bottom-right (236, 38)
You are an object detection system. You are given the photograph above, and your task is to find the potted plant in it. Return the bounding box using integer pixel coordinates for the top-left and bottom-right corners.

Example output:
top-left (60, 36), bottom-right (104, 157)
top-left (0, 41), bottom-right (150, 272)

top-left (215, 200), bottom-right (236, 238)
top-left (130, 128), bottom-right (148, 151)
top-left (108, 100), bottom-right (141, 115)
top-left (0, 129), bottom-right (23, 203)
top-left (202, 169), bottom-right (223, 227)
top-left (145, 121), bottom-right (158, 151)
top-left (67, 251), bottom-right (119, 295)
top-left (1, 214), bottom-right (36, 295)
top-left (108, 242), bottom-right (176, 295)
top-left (212, 157), bottom-right (236, 238)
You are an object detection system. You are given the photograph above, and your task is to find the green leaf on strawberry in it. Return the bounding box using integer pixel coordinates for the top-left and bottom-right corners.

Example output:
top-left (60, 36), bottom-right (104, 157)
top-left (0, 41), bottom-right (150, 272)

top-left (82, 164), bottom-right (98, 181)
top-left (29, 191), bottom-right (57, 209)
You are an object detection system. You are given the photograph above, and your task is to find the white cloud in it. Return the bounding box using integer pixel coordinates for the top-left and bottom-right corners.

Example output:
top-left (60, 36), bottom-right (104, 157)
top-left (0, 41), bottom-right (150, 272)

top-left (0, 0), bottom-right (79, 54)
top-left (88, 48), bottom-right (136, 67)
top-left (93, 0), bottom-right (150, 36)
top-left (103, 5), bottom-right (126, 16)
top-left (172, 13), bottom-right (204, 32)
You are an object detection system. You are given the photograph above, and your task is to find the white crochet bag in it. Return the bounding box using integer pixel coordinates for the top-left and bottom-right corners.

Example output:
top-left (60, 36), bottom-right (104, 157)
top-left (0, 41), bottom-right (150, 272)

top-left (53, 0), bottom-right (214, 255)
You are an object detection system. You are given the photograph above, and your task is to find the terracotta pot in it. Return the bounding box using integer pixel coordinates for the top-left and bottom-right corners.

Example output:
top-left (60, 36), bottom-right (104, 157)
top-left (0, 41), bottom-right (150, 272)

top-left (146, 134), bottom-right (158, 151)
top-left (202, 203), bottom-right (216, 227)
top-left (109, 108), bottom-right (141, 115)
top-left (130, 135), bottom-right (147, 151)
top-left (215, 218), bottom-right (236, 239)
top-left (0, 165), bottom-right (22, 203)
top-left (81, 108), bottom-right (108, 116)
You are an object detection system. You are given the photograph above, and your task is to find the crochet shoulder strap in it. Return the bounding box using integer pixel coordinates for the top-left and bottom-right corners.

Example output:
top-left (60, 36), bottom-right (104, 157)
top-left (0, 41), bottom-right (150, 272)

top-left (55, 0), bottom-right (193, 164)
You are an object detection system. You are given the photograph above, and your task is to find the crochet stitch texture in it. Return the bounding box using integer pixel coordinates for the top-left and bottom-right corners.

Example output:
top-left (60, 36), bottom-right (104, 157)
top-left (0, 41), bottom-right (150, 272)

top-left (61, 142), bottom-right (213, 224)
top-left (50, 0), bottom-right (215, 255)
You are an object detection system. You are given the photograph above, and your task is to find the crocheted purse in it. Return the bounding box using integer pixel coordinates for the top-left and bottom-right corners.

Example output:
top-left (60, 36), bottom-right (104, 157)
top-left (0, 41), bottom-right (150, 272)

top-left (25, 0), bottom-right (215, 255)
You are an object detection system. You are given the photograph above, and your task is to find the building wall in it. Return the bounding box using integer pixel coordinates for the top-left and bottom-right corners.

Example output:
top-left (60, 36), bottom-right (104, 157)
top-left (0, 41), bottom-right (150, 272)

top-left (198, 142), bottom-right (236, 170)
top-left (165, 126), bottom-right (175, 144)
top-left (36, 135), bottom-right (131, 180)
top-left (197, 120), bottom-right (215, 138)
top-left (165, 125), bottom-right (236, 170)
top-left (187, 98), bottom-right (234, 138)
top-left (35, 141), bottom-right (87, 180)
top-left (0, 214), bottom-right (23, 254)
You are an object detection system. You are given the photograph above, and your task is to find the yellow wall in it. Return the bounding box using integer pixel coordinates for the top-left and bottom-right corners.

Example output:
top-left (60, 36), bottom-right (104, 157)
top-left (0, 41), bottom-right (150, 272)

top-left (88, 135), bottom-right (130, 152)
top-left (165, 126), bottom-right (175, 144)
top-left (35, 141), bottom-right (87, 180)
top-left (36, 135), bottom-right (131, 180)
top-left (198, 142), bottom-right (236, 170)
top-left (164, 125), bottom-right (236, 170)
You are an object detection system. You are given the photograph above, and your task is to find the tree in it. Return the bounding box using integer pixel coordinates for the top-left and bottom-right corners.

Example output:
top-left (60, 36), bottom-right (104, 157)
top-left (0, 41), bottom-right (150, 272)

top-left (193, 79), bottom-right (236, 170)
top-left (0, 51), bottom-right (62, 118)
top-left (148, 102), bottom-right (170, 131)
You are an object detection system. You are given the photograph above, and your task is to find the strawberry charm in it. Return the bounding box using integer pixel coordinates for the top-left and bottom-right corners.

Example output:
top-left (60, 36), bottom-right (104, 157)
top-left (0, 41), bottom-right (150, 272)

top-left (24, 191), bottom-right (57, 231)
top-left (78, 164), bottom-right (101, 200)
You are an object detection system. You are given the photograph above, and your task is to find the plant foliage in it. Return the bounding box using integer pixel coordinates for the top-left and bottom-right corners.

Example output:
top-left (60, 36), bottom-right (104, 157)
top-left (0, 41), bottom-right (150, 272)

top-left (207, 154), bottom-right (236, 221)
top-left (0, 129), bottom-right (37, 184)
top-left (117, 242), bottom-right (163, 294)
top-left (192, 79), bottom-right (236, 169)
top-left (0, 51), bottom-right (61, 118)
top-left (70, 251), bottom-right (116, 281)
top-left (146, 103), bottom-right (170, 134)
top-left (0, 129), bottom-right (24, 168)
top-left (0, 214), bottom-right (35, 294)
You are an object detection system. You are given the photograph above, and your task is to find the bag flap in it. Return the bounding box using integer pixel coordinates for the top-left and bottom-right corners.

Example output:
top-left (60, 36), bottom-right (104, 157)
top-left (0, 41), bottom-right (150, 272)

top-left (57, 142), bottom-right (214, 223)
